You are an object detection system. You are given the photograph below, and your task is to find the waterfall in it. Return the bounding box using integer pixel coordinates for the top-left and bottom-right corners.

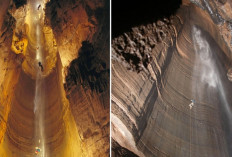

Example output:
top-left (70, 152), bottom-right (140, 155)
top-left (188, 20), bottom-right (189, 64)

top-left (192, 26), bottom-right (232, 120)
top-left (191, 25), bottom-right (232, 156)
top-left (34, 72), bottom-right (46, 157)
top-left (27, 0), bottom-right (47, 156)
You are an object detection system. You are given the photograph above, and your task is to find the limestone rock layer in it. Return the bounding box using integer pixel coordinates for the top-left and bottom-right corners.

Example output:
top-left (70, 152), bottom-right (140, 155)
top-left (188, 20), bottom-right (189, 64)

top-left (112, 1), bottom-right (232, 157)
top-left (0, 0), bottom-right (109, 156)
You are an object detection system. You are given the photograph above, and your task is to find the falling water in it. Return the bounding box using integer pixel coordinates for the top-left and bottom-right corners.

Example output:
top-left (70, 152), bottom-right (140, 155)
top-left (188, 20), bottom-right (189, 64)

top-left (191, 26), bottom-right (232, 156)
top-left (27, 0), bottom-right (47, 156)
top-left (192, 26), bottom-right (232, 120)
top-left (34, 72), bottom-right (46, 157)
top-left (34, 22), bottom-right (46, 156)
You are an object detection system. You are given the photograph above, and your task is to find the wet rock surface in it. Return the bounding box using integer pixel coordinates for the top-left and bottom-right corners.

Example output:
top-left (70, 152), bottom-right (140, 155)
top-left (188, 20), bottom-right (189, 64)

top-left (112, 1), bottom-right (232, 157)
top-left (189, 0), bottom-right (232, 57)
top-left (0, 0), bottom-right (109, 156)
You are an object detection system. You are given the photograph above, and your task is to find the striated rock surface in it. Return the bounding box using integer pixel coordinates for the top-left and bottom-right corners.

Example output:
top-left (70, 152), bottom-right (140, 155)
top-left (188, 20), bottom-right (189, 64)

top-left (45, 0), bottom-right (109, 75)
top-left (112, 139), bottom-right (139, 157)
top-left (0, 1), bottom-right (20, 146)
top-left (0, 0), bottom-right (109, 156)
top-left (46, 0), bottom-right (110, 156)
top-left (112, 18), bottom-right (176, 73)
top-left (112, 0), bottom-right (232, 156)
top-left (64, 40), bottom-right (110, 156)
top-left (59, 0), bottom-right (110, 156)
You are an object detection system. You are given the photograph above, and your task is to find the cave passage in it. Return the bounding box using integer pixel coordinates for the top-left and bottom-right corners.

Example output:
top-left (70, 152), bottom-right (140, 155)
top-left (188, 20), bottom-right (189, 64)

top-left (0, 0), bottom-right (82, 156)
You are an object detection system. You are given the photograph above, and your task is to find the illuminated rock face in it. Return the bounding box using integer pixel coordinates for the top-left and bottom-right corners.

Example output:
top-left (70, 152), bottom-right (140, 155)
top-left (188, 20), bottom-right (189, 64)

top-left (45, 0), bottom-right (109, 74)
top-left (59, 0), bottom-right (110, 156)
top-left (112, 1), bottom-right (232, 157)
top-left (64, 41), bottom-right (110, 156)
top-left (0, 0), bottom-right (109, 156)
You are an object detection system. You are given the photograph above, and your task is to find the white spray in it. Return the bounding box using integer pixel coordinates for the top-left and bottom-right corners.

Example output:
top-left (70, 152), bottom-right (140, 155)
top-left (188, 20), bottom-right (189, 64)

top-left (27, 0), bottom-right (47, 156)
top-left (191, 26), bottom-right (232, 156)
top-left (192, 26), bottom-right (232, 118)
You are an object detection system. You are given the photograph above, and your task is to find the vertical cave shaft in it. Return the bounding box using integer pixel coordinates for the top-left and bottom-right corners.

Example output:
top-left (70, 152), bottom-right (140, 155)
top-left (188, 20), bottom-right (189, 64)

top-left (112, 2), bottom-right (232, 157)
top-left (0, 0), bottom-right (82, 156)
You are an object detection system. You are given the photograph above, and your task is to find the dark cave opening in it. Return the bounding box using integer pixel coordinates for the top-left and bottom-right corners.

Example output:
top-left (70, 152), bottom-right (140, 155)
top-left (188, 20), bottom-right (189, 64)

top-left (65, 41), bottom-right (109, 94)
top-left (13, 0), bottom-right (27, 8)
top-left (112, 0), bottom-right (182, 38)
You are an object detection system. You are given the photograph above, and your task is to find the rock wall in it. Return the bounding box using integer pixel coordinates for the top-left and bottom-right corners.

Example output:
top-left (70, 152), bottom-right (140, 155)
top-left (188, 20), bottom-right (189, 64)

top-left (45, 0), bottom-right (109, 73)
top-left (112, 1), bottom-right (232, 156)
top-left (46, 0), bottom-right (110, 156)
top-left (64, 40), bottom-right (109, 156)
top-left (112, 139), bottom-right (139, 157)
top-left (0, 0), bottom-right (109, 156)
top-left (0, 1), bottom-right (21, 147)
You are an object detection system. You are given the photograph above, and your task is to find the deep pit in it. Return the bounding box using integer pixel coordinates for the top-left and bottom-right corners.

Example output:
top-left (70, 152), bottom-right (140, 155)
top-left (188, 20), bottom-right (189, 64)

top-left (0, 0), bottom-right (109, 156)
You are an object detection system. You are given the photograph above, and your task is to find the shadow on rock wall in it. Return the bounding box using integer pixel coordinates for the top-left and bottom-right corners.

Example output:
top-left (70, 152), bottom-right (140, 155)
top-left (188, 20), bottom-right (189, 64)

top-left (65, 41), bottom-right (109, 93)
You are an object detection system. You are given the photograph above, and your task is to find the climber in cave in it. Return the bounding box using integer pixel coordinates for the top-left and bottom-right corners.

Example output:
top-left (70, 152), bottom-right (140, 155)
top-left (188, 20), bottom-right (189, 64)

top-left (37, 4), bottom-right (41, 10)
top-left (38, 61), bottom-right (44, 72)
top-left (189, 99), bottom-right (195, 109)
top-left (35, 146), bottom-right (41, 155)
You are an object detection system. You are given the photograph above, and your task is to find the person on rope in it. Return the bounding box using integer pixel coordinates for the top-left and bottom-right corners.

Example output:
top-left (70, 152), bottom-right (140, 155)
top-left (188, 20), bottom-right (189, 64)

top-left (38, 61), bottom-right (44, 72)
top-left (189, 99), bottom-right (195, 109)
top-left (38, 4), bottom-right (41, 10)
top-left (35, 147), bottom-right (41, 155)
